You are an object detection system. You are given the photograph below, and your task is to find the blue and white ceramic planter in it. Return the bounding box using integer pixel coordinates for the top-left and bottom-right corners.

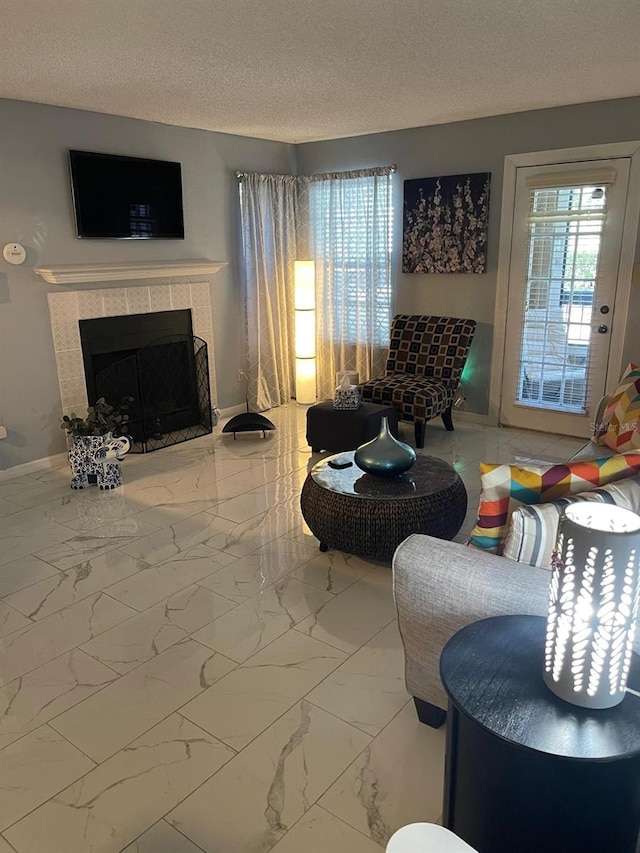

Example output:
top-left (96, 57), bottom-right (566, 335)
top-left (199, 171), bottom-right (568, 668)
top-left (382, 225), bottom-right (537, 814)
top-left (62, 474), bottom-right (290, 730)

top-left (68, 432), bottom-right (131, 490)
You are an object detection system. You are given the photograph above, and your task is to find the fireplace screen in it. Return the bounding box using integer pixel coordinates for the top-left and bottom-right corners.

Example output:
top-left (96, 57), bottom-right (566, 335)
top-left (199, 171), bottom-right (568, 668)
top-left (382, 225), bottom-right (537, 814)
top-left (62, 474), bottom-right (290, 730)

top-left (91, 334), bottom-right (212, 452)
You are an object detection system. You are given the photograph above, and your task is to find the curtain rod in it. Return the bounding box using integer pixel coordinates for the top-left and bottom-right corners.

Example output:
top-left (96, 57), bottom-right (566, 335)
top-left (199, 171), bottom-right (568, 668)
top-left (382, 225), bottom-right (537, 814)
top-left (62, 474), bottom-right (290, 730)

top-left (235, 165), bottom-right (397, 180)
top-left (234, 170), bottom-right (298, 180)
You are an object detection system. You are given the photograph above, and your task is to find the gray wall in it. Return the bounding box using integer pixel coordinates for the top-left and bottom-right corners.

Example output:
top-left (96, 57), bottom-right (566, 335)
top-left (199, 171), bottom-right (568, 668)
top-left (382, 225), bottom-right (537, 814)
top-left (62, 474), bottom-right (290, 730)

top-left (296, 97), bottom-right (640, 417)
top-left (0, 98), bottom-right (295, 469)
top-left (3, 96), bottom-right (640, 469)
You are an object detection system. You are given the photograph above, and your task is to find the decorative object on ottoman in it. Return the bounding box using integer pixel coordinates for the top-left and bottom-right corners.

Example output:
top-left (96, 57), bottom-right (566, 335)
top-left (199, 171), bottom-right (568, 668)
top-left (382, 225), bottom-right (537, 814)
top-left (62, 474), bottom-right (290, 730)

top-left (354, 416), bottom-right (416, 477)
top-left (336, 370), bottom-right (359, 387)
top-left (544, 502), bottom-right (640, 709)
top-left (333, 372), bottom-right (361, 410)
top-left (306, 400), bottom-right (400, 454)
top-left (61, 397), bottom-right (132, 490)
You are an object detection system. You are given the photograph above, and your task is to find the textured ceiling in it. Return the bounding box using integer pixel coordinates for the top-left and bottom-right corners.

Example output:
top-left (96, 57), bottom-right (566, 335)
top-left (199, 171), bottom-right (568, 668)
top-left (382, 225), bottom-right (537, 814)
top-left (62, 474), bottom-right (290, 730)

top-left (1, 0), bottom-right (639, 143)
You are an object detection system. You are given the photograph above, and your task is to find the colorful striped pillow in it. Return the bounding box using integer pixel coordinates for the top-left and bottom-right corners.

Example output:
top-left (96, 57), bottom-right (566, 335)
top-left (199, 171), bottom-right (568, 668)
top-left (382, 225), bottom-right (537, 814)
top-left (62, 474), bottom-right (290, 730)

top-left (502, 477), bottom-right (640, 568)
top-left (594, 363), bottom-right (640, 452)
top-left (469, 452), bottom-right (640, 553)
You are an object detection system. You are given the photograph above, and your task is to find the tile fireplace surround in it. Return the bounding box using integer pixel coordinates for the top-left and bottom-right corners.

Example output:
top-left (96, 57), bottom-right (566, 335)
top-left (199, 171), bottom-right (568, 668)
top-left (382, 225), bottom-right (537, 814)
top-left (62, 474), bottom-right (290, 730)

top-left (47, 278), bottom-right (217, 419)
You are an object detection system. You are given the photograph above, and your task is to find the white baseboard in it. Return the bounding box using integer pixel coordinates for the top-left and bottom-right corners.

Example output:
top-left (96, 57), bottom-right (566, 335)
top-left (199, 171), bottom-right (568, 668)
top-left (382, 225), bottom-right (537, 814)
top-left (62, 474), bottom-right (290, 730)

top-left (453, 409), bottom-right (493, 426)
top-left (0, 451), bottom-right (69, 482)
top-left (219, 403), bottom-right (249, 419)
top-left (0, 406), bottom-right (249, 482)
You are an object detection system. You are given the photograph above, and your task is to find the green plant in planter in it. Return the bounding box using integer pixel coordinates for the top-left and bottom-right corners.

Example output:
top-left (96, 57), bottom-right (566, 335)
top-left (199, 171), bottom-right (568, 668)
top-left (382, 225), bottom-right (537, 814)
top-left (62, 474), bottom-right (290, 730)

top-left (61, 397), bottom-right (133, 438)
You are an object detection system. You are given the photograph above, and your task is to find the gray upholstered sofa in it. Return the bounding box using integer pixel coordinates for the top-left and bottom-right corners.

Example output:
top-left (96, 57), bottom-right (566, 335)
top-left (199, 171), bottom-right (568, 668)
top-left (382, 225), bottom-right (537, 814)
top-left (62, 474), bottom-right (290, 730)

top-left (393, 534), bottom-right (550, 726)
top-left (392, 403), bottom-right (640, 728)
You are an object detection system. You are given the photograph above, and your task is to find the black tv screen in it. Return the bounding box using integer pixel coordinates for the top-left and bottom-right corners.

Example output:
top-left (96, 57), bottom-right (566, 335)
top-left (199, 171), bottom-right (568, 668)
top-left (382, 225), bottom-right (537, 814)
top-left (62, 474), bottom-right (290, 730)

top-left (69, 150), bottom-right (184, 239)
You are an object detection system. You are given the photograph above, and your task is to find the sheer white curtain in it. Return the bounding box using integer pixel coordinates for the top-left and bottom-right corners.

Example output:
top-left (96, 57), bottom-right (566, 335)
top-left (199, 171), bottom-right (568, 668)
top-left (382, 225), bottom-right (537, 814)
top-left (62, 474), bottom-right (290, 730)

top-left (305, 167), bottom-right (394, 400)
top-left (239, 173), bottom-right (300, 411)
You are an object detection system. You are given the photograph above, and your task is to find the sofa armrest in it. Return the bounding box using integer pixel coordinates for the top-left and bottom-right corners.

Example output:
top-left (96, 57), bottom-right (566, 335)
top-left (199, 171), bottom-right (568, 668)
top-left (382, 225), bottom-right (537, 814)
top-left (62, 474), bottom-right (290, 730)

top-left (593, 395), bottom-right (611, 435)
top-left (569, 396), bottom-right (614, 461)
top-left (392, 534), bottom-right (550, 711)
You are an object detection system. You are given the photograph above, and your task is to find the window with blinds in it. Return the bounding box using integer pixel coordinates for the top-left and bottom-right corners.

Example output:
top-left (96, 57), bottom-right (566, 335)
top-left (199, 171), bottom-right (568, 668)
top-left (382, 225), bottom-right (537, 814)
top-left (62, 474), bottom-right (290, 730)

top-left (517, 182), bottom-right (607, 412)
top-left (309, 172), bottom-right (392, 348)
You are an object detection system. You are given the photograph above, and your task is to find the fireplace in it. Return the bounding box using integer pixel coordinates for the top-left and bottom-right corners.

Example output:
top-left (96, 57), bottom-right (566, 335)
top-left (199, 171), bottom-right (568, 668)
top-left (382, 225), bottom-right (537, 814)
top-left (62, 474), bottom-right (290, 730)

top-left (79, 309), bottom-right (212, 452)
top-left (47, 279), bottom-right (218, 448)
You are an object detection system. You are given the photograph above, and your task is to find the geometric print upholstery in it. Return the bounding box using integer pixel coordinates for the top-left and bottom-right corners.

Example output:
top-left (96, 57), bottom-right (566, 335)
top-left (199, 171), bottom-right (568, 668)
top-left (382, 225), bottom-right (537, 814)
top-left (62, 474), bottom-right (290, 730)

top-left (360, 375), bottom-right (454, 423)
top-left (469, 452), bottom-right (640, 553)
top-left (593, 362), bottom-right (640, 453)
top-left (360, 314), bottom-right (476, 425)
top-left (502, 477), bottom-right (640, 569)
top-left (384, 315), bottom-right (476, 383)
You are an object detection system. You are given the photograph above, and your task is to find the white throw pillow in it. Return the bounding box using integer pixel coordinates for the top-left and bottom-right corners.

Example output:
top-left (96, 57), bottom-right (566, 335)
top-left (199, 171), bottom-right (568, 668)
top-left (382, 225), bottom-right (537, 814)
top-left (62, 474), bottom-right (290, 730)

top-left (502, 476), bottom-right (640, 569)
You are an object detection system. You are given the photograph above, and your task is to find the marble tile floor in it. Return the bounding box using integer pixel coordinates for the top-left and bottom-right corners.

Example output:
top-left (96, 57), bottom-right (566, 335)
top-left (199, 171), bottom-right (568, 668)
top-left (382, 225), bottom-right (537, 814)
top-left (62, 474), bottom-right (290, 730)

top-left (0, 405), bottom-right (585, 853)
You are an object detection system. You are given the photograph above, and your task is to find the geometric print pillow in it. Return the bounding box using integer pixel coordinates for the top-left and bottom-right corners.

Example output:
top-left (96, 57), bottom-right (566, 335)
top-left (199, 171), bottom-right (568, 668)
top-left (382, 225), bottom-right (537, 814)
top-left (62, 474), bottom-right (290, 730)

top-left (502, 476), bottom-right (640, 569)
top-left (594, 363), bottom-right (640, 453)
top-left (469, 452), bottom-right (640, 553)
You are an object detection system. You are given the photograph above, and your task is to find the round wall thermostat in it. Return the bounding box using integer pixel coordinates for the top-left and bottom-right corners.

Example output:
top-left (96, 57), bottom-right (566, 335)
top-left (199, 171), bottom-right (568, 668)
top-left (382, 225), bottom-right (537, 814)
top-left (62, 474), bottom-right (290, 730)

top-left (3, 243), bottom-right (27, 265)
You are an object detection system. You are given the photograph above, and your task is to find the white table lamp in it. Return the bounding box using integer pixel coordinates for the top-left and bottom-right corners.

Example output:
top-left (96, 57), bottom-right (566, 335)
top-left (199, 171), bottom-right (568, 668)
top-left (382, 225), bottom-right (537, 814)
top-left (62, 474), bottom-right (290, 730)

top-left (544, 502), bottom-right (640, 709)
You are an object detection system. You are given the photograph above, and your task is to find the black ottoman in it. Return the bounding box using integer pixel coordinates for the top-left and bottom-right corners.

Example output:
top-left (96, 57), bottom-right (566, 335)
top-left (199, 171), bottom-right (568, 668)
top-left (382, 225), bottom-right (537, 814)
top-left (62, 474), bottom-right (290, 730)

top-left (306, 400), bottom-right (400, 453)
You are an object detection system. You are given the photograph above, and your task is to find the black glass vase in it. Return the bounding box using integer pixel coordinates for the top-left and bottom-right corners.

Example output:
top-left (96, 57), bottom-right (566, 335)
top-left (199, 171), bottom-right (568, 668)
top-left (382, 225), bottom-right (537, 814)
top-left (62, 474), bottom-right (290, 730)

top-left (354, 416), bottom-right (417, 477)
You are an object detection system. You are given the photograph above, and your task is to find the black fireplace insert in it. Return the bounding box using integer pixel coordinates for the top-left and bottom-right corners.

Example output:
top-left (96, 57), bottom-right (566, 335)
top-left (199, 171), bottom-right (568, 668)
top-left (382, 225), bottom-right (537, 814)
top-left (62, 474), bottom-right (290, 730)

top-left (79, 310), bottom-right (212, 452)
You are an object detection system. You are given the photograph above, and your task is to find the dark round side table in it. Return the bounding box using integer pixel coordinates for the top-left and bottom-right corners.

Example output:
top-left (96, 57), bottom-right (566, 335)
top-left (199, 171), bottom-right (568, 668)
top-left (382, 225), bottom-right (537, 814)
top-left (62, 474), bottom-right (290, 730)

top-left (439, 615), bottom-right (640, 853)
top-left (299, 451), bottom-right (467, 561)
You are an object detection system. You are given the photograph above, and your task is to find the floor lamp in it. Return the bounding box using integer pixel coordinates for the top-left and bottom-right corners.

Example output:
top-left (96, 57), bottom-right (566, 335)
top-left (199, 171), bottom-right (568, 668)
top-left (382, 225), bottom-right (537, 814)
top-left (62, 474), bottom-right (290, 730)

top-left (294, 260), bottom-right (316, 404)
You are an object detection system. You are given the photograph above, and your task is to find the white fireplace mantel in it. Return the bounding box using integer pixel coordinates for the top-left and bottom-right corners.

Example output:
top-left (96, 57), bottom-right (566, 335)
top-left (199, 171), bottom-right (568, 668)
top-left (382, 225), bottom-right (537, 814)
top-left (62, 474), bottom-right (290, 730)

top-left (48, 278), bottom-right (219, 420)
top-left (35, 259), bottom-right (227, 285)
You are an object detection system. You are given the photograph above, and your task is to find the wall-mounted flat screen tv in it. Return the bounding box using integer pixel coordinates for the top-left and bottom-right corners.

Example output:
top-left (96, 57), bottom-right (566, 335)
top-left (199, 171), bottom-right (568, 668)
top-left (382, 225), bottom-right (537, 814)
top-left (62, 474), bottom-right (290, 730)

top-left (69, 150), bottom-right (185, 239)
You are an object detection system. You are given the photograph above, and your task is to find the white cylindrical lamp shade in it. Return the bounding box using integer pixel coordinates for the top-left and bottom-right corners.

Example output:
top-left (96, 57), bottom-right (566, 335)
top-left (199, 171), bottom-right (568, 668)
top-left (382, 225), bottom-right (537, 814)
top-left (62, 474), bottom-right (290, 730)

top-left (544, 502), bottom-right (640, 709)
top-left (295, 310), bottom-right (315, 359)
top-left (295, 357), bottom-right (317, 405)
top-left (294, 260), bottom-right (316, 404)
top-left (294, 260), bottom-right (315, 310)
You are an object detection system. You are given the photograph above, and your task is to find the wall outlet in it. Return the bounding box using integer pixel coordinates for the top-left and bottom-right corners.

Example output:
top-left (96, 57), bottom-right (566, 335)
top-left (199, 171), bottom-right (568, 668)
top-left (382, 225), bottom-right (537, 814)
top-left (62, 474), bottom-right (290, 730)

top-left (0, 424), bottom-right (7, 440)
top-left (453, 387), bottom-right (466, 410)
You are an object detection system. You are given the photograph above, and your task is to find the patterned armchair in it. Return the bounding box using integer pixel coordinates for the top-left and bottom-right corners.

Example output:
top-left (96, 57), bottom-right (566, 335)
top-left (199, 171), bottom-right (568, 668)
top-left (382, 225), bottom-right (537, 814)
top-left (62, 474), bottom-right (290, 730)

top-left (360, 315), bottom-right (476, 448)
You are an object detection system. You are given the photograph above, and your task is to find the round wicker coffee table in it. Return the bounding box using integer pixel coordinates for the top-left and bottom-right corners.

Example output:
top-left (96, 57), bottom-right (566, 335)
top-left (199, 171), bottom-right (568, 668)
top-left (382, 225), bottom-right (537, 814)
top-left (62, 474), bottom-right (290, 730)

top-left (300, 451), bottom-right (467, 561)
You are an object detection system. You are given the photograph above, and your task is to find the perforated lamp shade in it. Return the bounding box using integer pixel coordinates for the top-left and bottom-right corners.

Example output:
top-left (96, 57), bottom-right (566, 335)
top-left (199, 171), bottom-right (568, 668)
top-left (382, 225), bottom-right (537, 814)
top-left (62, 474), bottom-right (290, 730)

top-left (294, 260), bottom-right (316, 404)
top-left (544, 502), bottom-right (640, 709)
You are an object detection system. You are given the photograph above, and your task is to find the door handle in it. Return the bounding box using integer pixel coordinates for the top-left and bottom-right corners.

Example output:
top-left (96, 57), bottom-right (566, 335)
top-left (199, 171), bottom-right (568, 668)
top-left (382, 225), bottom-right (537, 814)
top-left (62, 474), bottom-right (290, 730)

top-left (598, 324), bottom-right (609, 334)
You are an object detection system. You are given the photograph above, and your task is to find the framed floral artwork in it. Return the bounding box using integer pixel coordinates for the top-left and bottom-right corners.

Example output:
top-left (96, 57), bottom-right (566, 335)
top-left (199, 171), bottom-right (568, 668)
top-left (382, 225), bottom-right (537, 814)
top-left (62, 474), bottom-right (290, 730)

top-left (402, 172), bottom-right (491, 273)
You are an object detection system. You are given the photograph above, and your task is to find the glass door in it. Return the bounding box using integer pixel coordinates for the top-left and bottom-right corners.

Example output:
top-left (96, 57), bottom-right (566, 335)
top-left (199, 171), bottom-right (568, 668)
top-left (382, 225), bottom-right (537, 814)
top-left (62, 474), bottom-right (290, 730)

top-left (500, 159), bottom-right (630, 437)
